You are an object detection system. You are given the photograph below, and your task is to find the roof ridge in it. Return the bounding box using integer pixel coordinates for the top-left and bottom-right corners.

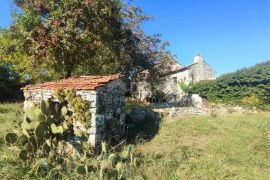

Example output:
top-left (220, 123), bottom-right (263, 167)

top-left (21, 74), bottom-right (122, 90)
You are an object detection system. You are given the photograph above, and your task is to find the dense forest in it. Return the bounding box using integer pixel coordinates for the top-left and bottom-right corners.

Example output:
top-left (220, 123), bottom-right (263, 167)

top-left (189, 61), bottom-right (270, 109)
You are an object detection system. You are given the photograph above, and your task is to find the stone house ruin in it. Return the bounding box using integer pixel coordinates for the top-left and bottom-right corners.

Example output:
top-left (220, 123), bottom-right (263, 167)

top-left (22, 74), bottom-right (126, 148)
top-left (130, 53), bottom-right (216, 102)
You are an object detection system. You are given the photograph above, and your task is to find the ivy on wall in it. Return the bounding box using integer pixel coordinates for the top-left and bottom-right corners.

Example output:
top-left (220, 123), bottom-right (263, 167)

top-left (54, 90), bottom-right (92, 128)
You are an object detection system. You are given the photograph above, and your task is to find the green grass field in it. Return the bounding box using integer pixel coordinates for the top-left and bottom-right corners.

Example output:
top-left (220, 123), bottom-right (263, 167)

top-left (0, 103), bottom-right (269, 179)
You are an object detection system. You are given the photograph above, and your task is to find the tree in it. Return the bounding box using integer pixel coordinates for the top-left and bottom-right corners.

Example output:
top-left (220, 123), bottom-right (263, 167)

top-left (2, 0), bottom-right (172, 81)
top-left (0, 60), bottom-right (22, 101)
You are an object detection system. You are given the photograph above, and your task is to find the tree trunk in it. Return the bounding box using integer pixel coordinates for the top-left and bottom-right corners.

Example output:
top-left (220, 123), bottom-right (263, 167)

top-left (65, 69), bottom-right (72, 79)
top-left (64, 54), bottom-right (73, 79)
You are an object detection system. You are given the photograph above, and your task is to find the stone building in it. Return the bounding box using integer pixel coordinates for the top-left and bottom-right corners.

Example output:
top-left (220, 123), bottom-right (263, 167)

top-left (22, 74), bottom-right (126, 148)
top-left (130, 53), bottom-right (216, 102)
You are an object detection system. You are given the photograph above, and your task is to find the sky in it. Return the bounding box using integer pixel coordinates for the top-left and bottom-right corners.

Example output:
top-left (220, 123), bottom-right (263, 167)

top-left (1, 0), bottom-right (270, 76)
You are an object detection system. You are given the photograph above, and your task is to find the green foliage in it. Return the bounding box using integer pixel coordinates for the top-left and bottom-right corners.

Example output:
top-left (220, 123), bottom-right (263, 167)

top-left (152, 90), bottom-right (166, 102)
top-left (61, 106), bottom-right (68, 116)
top-left (179, 79), bottom-right (190, 94)
top-left (51, 124), bottom-right (64, 135)
top-left (1, 103), bottom-right (270, 179)
top-left (55, 90), bottom-right (91, 125)
top-left (189, 61), bottom-right (270, 109)
top-left (19, 149), bottom-right (28, 161)
top-left (1, 0), bottom-right (172, 80)
top-left (76, 164), bottom-right (87, 175)
top-left (34, 124), bottom-right (46, 139)
top-left (40, 100), bottom-right (49, 115)
top-left (242, 95), bottom-right (261, 108)
top-left (4, 99), bottom-right (91, 177)
top-left (18, 135), bottom-right (28, 145)
top-left (26, 107), bottom-right (36, 121)
top-left (76, 142), bottom-right (138, 179)
top-left (5, 132), bottom-right (18, 144)
top-left (0, 60), bottom-right (23, 101)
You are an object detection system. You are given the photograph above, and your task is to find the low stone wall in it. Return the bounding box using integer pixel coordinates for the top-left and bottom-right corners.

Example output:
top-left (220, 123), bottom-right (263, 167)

top-left (170, 107), bottom-right (205, 117)
top-left (152, 105), bottom-right (247, 118)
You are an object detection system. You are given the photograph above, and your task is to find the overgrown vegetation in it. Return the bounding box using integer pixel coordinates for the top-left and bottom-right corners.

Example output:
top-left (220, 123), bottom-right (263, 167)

top-left (2, 92), bottom-right (140, 179)
top-left (130, 113), bottom-right (270, 179)
top-left (189, 61), bottom-right (270, 110)
top-left (1, 103), bottom-right (270, 179)
top-left (3, 91), bottom-right (93, 178)
top-left (179, 79), bottom-right (190, 94)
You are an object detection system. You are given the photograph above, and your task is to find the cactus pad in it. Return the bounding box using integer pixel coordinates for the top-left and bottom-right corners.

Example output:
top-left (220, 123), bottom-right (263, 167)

top-left (18, 135), bottom-right (28, 145)
top-left (36, 113), bottom-right (46, 122)
top-left (61, 106), bottom-right (68, 116)
top-left (19, 149), bottom-right (28, 161)
top-left (21, 121), bottom-right (38, 130)
top-left (29, 136), bottom-right (37, 147)
top-left (51, 124), bottom-right (64, 134)
top-left (22, 128), bottom-right (30, 138)
top-left (41, 100), bottom-right (49, 115)
top-left (76, 164), bottom-right (87, 175)
top-left (24, 142), bottom-right (34, 152)
top-left (26, 107), bottom-right (36, 121)
top-left (35, 124), bottom-right (46, 139)
top-left (128, 145), bottom-right (135, 154)
top-left (5, 132), bottom-right (18, 144)
top-left (108, 153), bottom-right (118, 166)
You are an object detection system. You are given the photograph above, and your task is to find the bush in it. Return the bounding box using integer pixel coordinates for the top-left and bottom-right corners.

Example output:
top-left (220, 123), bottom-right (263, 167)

top-left (152, 90), bottom-right (166, 102)
top-left (189, 61), bottom-right (270, 109)
top-left (242, 95), bottom-right (261, 108)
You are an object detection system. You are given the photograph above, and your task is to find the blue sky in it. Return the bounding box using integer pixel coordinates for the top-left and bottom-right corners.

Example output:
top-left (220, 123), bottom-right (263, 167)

top-left (1, 0), bottom-right (270, 76)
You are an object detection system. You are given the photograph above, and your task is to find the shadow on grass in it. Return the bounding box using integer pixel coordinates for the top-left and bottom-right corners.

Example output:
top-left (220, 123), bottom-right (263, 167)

top-left (0, 107), bottom-right (9, 114)
top-left (126, 110), bottom-right (161, 144)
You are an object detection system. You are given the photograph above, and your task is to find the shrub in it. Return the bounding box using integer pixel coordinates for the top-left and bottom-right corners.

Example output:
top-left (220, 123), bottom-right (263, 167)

top-left (242, 95), bottom-right (261, 108)
top-left (189, 61), bottom-right (270, 110)
top-left (152, 90), bottom-right (166, 102)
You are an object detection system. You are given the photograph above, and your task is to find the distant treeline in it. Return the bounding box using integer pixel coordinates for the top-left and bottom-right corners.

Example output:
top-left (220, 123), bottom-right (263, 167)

top-left (189, 61), bottom-right (270, 109)
top-left (0, 61), bottom-right (24, 102)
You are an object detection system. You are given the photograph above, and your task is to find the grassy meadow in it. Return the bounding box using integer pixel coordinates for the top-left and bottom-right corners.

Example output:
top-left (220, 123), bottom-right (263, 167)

top-left (0, 103), bottom-right (269, 179)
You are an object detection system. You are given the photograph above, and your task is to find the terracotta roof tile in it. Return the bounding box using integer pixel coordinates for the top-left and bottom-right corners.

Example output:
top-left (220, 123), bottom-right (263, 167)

top-left (22, 74), bottom-right (122, 90)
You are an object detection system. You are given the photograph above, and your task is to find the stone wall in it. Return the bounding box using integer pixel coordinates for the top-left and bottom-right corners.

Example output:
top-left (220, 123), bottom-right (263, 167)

top-left (130, 81), bottom-right (152, 101)
top-left (154, 105), bottom-right (247, 118)
top-left (190, 61), bottom-right (216, 82)
top-left (89, 79), bottom-right (126, 147)
top-left (23, 79), bottom-right (126, 149)
top-left (130, 60), bottom-right (216, 102)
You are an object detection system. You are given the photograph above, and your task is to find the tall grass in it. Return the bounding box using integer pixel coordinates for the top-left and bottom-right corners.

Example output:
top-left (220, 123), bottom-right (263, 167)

top-left (129, 113), bottom-right (270, 179)
top-left (0, 103), bottom-right (269, 179)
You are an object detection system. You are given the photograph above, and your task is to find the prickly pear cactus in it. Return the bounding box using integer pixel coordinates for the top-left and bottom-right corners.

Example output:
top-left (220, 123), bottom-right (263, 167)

top-left (5, 132), bottom-right (18, 144)
top-left (76, 165), bottom-right (88, 175)
top-left (5, 91), bottom-right (96, 178)
top-left (19, 149), bottom-right (28, 161)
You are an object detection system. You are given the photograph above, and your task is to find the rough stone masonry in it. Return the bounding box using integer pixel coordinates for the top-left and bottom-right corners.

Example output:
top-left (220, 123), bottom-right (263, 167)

top-left (21, 74), bottom-right (126, 149)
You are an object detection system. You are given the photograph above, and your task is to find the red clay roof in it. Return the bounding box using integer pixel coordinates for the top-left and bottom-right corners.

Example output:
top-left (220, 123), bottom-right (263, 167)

top-left (22, 74), bottom-right (122, 90)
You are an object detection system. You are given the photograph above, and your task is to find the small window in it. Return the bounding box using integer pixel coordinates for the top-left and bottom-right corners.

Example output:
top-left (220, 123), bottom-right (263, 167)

top-left (173, 77), bottom-right (177, 84)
